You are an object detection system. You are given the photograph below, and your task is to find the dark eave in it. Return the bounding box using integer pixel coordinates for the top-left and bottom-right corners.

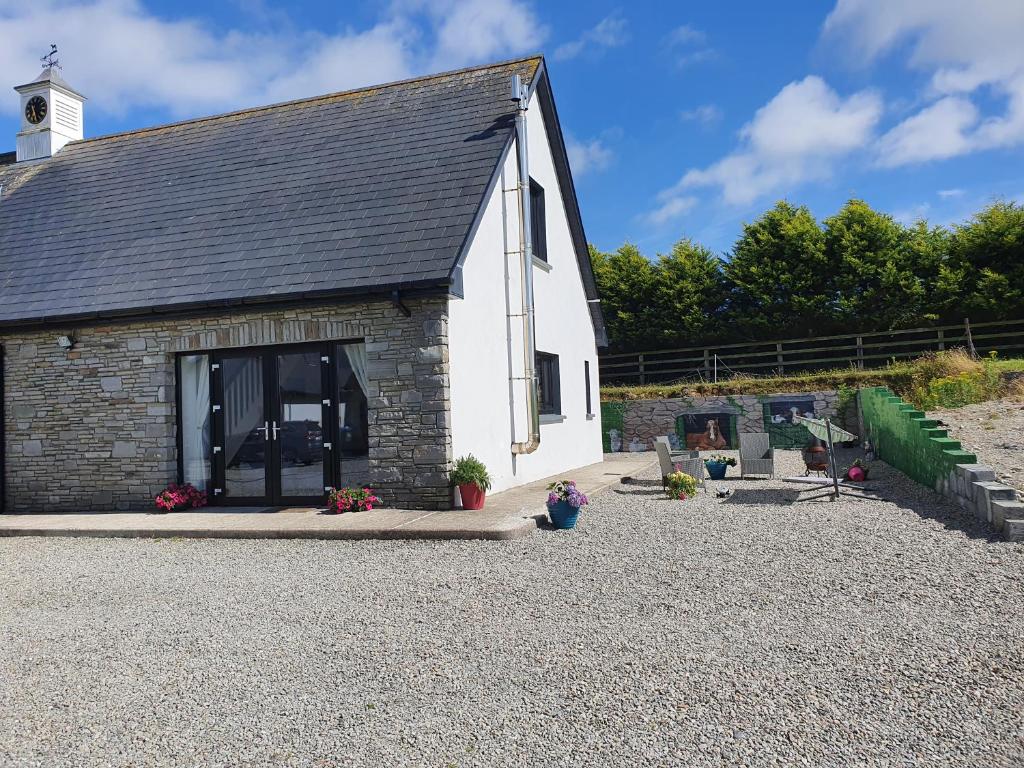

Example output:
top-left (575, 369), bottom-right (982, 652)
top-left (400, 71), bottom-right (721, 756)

top-left (0, 278), bottom-right (454, 332)
top-left (531, 63), bottom-right (608, 347)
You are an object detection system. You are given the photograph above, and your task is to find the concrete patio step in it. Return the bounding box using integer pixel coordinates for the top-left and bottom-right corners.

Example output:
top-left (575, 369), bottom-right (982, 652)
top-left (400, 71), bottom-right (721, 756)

top-left (0, 455), bottom-right (656, 542)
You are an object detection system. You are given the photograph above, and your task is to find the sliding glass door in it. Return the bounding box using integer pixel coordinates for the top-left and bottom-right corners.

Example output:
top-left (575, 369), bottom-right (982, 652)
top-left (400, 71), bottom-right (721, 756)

top-left (179, 341), bottom-right (369, 506)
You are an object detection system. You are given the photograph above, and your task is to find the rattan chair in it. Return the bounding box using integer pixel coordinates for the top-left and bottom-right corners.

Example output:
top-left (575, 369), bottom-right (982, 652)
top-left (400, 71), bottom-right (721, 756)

top-left (739, 432), bottom-right (775, 479)
top-left (654, 439), bottom-right (705, 489)
top-left (655, 435), bottom-right (689, 461)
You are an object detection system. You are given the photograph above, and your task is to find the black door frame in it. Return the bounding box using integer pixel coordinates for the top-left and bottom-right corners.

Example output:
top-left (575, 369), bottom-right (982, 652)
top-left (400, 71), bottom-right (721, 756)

top-left (0, 344), bottom-right (5, 514)
top-left (176, 339), bottom-right (359, 507)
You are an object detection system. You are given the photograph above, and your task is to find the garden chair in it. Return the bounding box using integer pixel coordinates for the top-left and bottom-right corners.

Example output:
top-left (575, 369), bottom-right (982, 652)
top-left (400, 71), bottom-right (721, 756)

top-left (655, 439), bottom-right (705, 489)
top-left (739, 432), bottom-right (775, 479)
top-left (655, 435), bottom-right (690, 461)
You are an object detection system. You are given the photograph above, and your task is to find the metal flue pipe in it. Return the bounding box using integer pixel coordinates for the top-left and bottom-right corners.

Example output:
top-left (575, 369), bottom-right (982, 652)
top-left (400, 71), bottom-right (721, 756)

top-left (510, 73), bottom-right (540, 455)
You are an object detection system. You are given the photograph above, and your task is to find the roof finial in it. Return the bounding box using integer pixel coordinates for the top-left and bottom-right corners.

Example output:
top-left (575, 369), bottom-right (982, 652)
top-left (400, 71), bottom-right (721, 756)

top-left (41, 43), bottom-right (60, 70)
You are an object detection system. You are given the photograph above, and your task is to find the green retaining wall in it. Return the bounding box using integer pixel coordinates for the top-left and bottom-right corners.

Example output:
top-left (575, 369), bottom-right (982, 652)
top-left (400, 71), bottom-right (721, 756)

top-left (600, 401), bottom-right (626, 452)
top-left (859, 386), bottom-right (977, 491)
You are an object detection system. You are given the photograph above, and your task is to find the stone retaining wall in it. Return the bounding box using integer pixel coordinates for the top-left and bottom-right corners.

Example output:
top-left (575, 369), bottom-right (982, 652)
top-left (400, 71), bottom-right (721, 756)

top-left (604, 390), bottom-right (849, 452)
top-left (2, 298), bottom-right (452, 512)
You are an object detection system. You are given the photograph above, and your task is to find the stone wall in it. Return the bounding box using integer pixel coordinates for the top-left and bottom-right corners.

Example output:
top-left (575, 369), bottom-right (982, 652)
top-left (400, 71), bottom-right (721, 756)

top-left (608, 390), bottom-right (846, 452)
top-left (1, 298), bottom-right (452, 512)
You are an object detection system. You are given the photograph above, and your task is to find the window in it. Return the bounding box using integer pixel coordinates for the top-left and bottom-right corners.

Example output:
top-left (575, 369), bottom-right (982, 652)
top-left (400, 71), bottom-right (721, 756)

top-left (536, 352), bottom-right (560, 415)
top-left (178, 354), bottom-right (211, 490)
top-left (335, 342), bottom-right (370, 487)
top-left (584, 360), bottom-right (592, 415)
top-left (530, 178), bottom-right (547, 262)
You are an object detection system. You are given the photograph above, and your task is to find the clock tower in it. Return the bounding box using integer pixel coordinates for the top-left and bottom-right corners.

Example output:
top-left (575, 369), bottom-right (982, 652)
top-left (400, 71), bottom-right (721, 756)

top-left (15, 65), bottom-right (85, 162)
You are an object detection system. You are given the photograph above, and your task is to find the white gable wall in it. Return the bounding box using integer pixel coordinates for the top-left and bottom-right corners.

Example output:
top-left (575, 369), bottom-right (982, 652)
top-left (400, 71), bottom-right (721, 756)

top-left (448, 91), bottom-right (602, 494)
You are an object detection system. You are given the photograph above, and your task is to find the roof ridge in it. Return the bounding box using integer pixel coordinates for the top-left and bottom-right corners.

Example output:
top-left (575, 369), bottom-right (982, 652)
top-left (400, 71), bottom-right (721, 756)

top-left (72, 54), bottom-right (544, 148)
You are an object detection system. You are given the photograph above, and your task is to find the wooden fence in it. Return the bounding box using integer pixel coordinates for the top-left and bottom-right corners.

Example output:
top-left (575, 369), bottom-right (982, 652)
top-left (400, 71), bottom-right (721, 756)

top-left (599, 318), bottom-right (1024, 385)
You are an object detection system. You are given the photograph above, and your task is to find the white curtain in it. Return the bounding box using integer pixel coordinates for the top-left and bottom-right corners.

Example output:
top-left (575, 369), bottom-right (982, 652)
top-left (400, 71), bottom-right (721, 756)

top-left (180, 354), bottom-right (211, 490)
top-left (343, 343), bottom-right (369, 395)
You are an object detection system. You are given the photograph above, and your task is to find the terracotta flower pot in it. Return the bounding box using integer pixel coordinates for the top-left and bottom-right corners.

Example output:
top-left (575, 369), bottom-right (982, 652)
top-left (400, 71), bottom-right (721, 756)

top-left (458, 483), bottom-right (486, 510)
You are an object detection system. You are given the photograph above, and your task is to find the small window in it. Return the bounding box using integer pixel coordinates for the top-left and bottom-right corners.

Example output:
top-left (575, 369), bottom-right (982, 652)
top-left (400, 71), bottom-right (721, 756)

top-left (530, 178), bottom-right (547, 262)
top-left (584, 360), bottom-right (592, 415)
top-left (536, 351), bottom-right (560, 415)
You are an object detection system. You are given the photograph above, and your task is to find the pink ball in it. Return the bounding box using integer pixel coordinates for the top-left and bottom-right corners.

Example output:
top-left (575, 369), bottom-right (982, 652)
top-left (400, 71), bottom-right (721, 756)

top-left (847, 466), bottom-right (866, 482)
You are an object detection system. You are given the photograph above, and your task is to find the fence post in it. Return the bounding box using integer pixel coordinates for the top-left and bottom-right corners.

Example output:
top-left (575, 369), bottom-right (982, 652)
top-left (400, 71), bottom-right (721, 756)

top-left (856, 337), bottom-right (864, 370)
top-left (638, 353), bottom-right (646, 385)
top-left (965, 317), bottom-right (977, 358)
top-left (937, 328), bottom-right (945, 351)
top-left (702, 349), bottom-right (710, 380)
top-left (776, 342), bottom-right (784, 375)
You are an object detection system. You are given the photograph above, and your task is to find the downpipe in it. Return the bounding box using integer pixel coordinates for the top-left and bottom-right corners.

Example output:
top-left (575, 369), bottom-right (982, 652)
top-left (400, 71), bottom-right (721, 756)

top-left (510, 74), bottom-right (540, 455)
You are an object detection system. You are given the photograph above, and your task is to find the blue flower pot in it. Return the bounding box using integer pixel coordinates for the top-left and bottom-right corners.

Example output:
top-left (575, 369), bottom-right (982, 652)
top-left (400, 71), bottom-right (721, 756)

top-left (705, 461), bottom-right (729, 480)
top-left (547, 500), bottom-right (580, 529)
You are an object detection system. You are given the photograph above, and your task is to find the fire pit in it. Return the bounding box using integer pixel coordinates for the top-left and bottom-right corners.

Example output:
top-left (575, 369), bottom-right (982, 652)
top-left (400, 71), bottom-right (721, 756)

top-left (802, 444), bottom-right (829, 476)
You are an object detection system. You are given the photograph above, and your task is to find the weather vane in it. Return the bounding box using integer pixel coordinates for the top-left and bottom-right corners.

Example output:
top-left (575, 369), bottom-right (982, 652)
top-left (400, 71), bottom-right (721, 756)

top-left (41, 44), bottom-right (60, 70)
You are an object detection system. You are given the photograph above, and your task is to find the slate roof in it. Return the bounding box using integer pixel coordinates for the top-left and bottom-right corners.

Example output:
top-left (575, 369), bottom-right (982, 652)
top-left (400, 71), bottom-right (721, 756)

top-left (0, 55), bottom-right (605, 329)
top-left (16, 66), bottom-right (87, 98)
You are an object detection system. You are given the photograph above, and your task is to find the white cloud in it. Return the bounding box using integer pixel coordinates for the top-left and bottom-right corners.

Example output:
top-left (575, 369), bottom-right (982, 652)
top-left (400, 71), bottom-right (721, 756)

top-left (824, 0), bottom-right (1024, 166)
top-left (667, 25), bottom-right (705, 46)
top-left (553, 14), bottom-right (628, 61)
top-left (649, 76), bottom-right (881, 216)
top-left (893, 202), bottom-right (931, 226)
top-left (647, 194), bottom-right (698, 226)
top-left (0, 0), bottom-right (546, 119)
top-left (938, 188), bottom-right (965, 199)
top-left (421, 0), bottom-right (546, 71)
top-left (875, 96), bottom-right (978, 167)
top-left (665, 23), bottom-right (714, 67)
top-left (679, 104), bottom-right (722, 125)
top-left (565, 134), bottom-right (613, 177)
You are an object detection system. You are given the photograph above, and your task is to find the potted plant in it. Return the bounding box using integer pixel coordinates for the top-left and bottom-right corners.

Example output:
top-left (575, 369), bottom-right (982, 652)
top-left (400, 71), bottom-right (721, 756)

top-left (666, 471), bottom-right (698, 501)
top-left (154, 482), bottom-right (208, 513)
top-left (451, 455), bottom-right (492, 510)
top-left (326, 487), bottom-right (380, 514)
top-left (703, 454), bottom-right (737, 480)
top-left (546, 480), bottom-right (589, 529)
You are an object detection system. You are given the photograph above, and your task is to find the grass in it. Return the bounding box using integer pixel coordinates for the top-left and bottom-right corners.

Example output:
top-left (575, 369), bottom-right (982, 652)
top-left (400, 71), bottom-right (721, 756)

top-left (990, 358), bottom-right (1024, 373)
top-left (601, 364), bottom-right (918, 401)
top-left (601, 350), bottom-right (1024, 410)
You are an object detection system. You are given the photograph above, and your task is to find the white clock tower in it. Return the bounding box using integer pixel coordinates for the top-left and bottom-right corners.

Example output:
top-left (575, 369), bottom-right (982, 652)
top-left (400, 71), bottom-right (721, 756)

top-left (14, 64), bottom-right (86, 162)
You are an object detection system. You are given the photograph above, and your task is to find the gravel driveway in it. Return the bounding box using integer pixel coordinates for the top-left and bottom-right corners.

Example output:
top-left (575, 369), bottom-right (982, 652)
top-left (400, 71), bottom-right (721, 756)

top-left (3, 451), bottom-right (1024, 768)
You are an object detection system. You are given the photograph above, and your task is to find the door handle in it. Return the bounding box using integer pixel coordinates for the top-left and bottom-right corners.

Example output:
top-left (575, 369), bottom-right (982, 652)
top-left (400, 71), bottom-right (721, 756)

top-left (271, 421), bottom-right (280, 441)
top-left (256, 421), bottom-right (269, 440)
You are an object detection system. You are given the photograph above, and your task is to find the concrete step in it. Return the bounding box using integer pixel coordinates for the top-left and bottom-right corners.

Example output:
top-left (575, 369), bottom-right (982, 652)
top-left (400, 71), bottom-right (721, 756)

top-left (975, 482), bottom-right (1019, 523)
top-left (1003, 518), bottom-right (1024, 543)
top-left (992, 500), bottom-right (1024, 532)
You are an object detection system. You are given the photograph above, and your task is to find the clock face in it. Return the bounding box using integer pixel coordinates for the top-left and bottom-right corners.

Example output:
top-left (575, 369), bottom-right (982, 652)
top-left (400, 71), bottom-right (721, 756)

top-left (25, 95), bottom-right (47, 125)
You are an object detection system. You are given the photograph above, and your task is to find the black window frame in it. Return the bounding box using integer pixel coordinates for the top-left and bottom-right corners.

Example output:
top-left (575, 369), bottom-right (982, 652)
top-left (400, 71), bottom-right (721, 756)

top-left (584, 360), bottom-right (592, 416)
top-left (529, 178), bottom-right (547, 263)
top-left (536, 351), bottom-right (561, 416)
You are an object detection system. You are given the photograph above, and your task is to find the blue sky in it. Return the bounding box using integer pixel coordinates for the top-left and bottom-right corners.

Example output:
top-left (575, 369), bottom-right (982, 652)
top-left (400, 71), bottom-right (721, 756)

top-left (2, 0), bottom-right (1022, 256)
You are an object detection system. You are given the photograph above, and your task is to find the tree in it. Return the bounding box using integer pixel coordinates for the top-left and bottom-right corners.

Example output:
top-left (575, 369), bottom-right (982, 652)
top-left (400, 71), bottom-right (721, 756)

top-left (724, 201), bottom-right (835, 338)
top-left (587, 198), bottom-right (1022, 353)
top-left (823, 199), bottom-right (946, 330)
top-left (948, 200), bottom-right (1024, 321)
top-left (590, 243), bottom-right (660, 351)
top-left (652, 239), bottom-right (727, 347)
